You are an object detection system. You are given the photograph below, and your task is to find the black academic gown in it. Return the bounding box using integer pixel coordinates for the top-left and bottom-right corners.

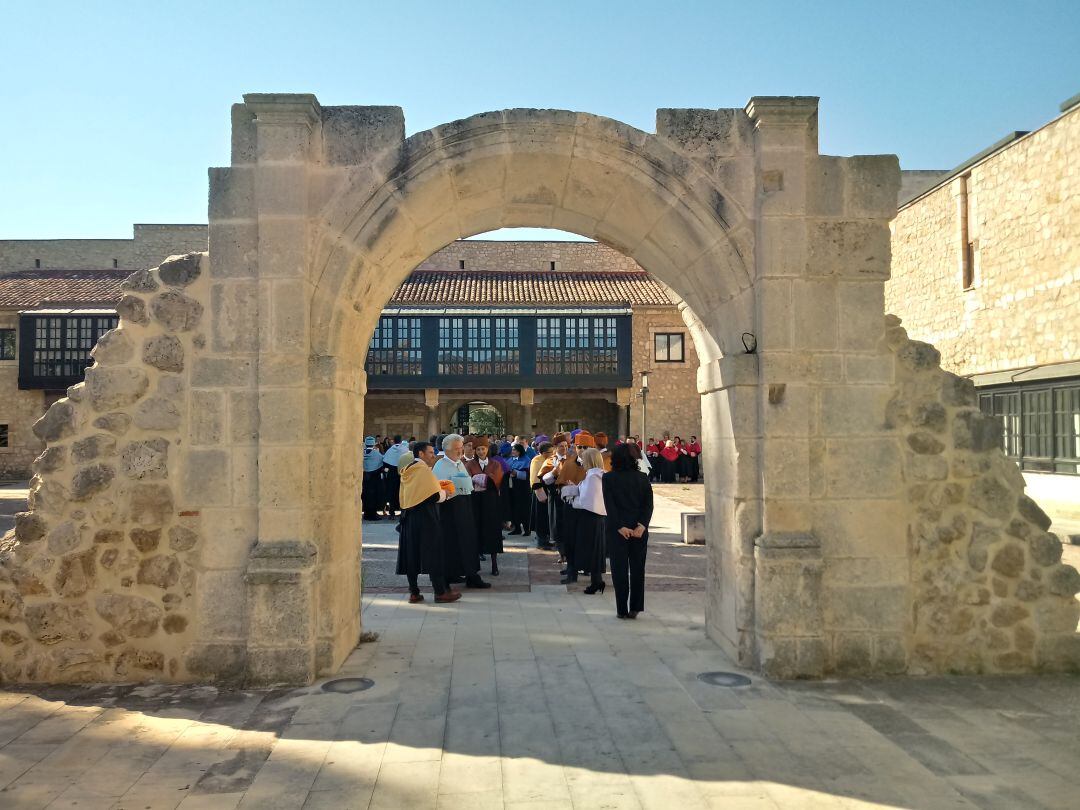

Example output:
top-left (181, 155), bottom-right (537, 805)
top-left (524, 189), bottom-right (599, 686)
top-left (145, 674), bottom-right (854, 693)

top-left (440, 493), bottom-right (480, 578)
top-left (471, 479), bottom-right (505, 554)
top-left (396, 491), bottom-right (445, 577)
top-left (574, 508), bottom-right (607, 580)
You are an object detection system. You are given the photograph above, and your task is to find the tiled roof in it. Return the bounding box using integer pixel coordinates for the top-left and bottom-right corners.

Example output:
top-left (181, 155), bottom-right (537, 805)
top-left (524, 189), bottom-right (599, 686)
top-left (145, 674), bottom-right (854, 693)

top-left (0, 267), bottom-right (676, 310)
top-left (389, 270), bottom-right (673, 306)
top-left (0, 269), bottom-right (127, 309)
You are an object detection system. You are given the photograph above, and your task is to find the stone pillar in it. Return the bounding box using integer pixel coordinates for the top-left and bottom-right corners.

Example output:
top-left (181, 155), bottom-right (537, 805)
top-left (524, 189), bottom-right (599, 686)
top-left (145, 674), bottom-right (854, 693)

top-left (699, 354), bottom-right (761, 667)
top-left (425, 388), bottom-right (439, 439)
top-left (238, 94), bottom-right (337, 681)
top-left (615, 387), bottom-right (632, 435)
top-left (244, 541), bottom-right (319, 684)
top-left (744, 97), bottom-right (824, 675)
top-left (520, 388), bottom-right (534, 435)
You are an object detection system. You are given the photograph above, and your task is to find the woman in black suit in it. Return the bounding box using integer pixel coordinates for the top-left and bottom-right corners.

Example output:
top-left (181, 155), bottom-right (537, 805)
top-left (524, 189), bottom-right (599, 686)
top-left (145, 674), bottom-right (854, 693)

top-left (601, 443), bottom-right (654, 619)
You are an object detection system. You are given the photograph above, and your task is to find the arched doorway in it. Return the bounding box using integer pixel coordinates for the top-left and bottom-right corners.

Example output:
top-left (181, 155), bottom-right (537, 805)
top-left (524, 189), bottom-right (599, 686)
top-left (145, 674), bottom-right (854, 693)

top-left (3, 95), bottom-right (1076, 686)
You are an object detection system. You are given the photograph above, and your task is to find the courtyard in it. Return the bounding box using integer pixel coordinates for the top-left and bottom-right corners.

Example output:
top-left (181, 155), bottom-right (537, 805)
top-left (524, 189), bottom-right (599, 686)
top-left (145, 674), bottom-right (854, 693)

top-left (0, 484), bottom-right (1078, 809)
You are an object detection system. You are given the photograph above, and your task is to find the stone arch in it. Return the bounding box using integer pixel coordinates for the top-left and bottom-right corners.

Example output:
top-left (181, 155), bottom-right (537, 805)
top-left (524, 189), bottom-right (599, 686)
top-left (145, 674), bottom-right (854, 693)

top-left (2, 94), bottom-right (1077, 686)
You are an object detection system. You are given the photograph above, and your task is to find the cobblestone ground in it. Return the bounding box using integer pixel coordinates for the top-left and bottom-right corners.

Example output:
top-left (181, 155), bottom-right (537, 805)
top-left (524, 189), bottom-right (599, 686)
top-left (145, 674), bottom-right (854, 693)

top-left (2, 485), bottom-right (1080, 808)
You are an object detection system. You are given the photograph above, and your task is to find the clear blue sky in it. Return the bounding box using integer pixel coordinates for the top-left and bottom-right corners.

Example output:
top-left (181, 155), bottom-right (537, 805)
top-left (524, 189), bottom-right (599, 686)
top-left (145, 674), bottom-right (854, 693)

top-left (2, 0), bottom-right (1077, 239)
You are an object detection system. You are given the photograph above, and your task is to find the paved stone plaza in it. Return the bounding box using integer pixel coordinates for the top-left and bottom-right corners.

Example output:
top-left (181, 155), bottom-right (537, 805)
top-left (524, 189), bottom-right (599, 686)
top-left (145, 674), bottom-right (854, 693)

top-left (0, 486), bottom-right (1076, 809)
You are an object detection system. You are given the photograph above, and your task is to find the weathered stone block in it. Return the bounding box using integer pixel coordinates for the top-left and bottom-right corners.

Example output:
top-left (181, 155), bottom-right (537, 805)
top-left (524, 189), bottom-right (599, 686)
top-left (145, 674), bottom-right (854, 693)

top-left (182, 450), bottom-right (231, 506)
top-left (168, 526), bottom-right (199, 552)
top-left (142, 335), bottom-right (184, 372)
top-left (807, 220), bottom-right (890, 278)
top-left (93, 413), bottom-right (131, 436)
top-left (907, 432), bottom-right (945, 455)
top-left (1016, 496), bottom-right (1052, 531)
top-left (14, 512), bottom-right (47, 544)
top-left (990, 543), bottom-right (1025, 578)
top-left (130, 528), bottom-right (161, 553)
top-left (90, 329), bottom-right (134, 365)
top-left (24, 602), bottom-right (93, 645)
top-left (116, 294), bottom-right (148, 325)
top-left (192, 357), bottom-right (255, 388)
top-left (151, 291), bottom-right (204, 332)
top-left (128, 483), bottom-right (174, 527)
top-left (85, 367), bottom-right (149, 411)
top-left (190, 391), bottom-right (224, 445)
top-left (71, 464), bottom-right (116, 501)
top-left (137, 555), bottom-right (181, 589)
top-left (158, 253), bottom-right (202, 287)
top-left (824, 438), bottom-right (902, 498)
top-left (953, 410), bottom-right (1002, 452)
top-left (941, 374), bottom-right (976, 406)
top-left (120, 268), bottom-right (159, 293)
top-left (120, 438), bottom-right (169, 480)
top-left (72, 434), bottom-right (117, 463)
top-left (95, 593), bottom-right (162, 638)
top-left (1047, 564), bottom-right (1080, 597)
top-left (115, 649), bottom-right (165, 675)
top-left (132, 397), bottom-right (181, 431)
top-left (211, 282), bottom-right (259, 352)
top-left (55, 549), bottom-right (96, 598)
top-left (967, 476), bottom-right (1013, 521)
top-left (33, 399), bottom-right (78, 442)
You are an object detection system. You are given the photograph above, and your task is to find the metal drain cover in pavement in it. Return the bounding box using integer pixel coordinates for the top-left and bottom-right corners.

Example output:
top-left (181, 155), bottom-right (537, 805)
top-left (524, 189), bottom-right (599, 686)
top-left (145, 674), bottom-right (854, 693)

top-left (322, 677), bottom-right (374, 694)
top-left (697, 671), bottom-right (752, 687)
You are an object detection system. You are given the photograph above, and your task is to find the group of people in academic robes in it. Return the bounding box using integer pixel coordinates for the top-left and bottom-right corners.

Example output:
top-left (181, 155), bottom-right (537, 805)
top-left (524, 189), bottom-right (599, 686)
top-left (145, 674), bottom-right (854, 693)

top-left (645, 436), bottom-right (701, 483)
top-left (534, 430), bottom-right (655, 618)
top-left (361, 435), bottom-right (412, 520)
top-left (377, 428), bottom-right (655, 619)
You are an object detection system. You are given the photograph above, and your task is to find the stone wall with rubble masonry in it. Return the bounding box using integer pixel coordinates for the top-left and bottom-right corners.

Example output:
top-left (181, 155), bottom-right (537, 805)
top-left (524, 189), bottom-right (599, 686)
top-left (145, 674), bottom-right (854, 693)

top-left (885, 314), bottom-right (1080, 673)
top-left (0, 254), bottom-right (209, 682)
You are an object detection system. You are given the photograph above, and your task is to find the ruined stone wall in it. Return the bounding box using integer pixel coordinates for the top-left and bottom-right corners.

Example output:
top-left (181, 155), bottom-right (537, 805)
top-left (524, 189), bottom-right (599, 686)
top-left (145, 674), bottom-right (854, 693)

top-left (0, 254), bottom-right (206, 682)
top-left (886, 315), bottom-right (1080, 673)
top-left (629, 306), bottom-right (701, 440)
top-left (888, 108), bottom-right (1080, 377)
top-left (415, 240), bottom-right (642, 273)
top-left (0, 225), bottom-right (208, 274)
top-left (0, 312), bottom-right (47, 480)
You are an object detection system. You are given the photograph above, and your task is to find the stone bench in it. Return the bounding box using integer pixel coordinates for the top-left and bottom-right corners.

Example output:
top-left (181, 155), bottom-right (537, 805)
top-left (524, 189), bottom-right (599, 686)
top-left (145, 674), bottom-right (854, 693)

top-left (681, 512), bottom-right (706, 545)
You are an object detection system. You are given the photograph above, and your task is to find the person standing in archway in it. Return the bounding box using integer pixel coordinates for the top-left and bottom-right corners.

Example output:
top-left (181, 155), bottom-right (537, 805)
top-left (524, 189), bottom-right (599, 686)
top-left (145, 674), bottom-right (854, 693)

top-left (556, 431), bottom-right (591, 582)
top-left (506, 443), bottom-right (533, 536)
top-left (362, 436), bottom-right (384, 521)
top-left (567, 447), bottom-right (607, 594)
top-left (465, 436), bottom-right (505, 577)
top-left (529, 440), bottom-right (553, 549)
top-left (602, 443), bottom-right (653, 619)
top-left (594, 432), bottom-right (613, 472)
top-left (382, 435), bottom-right (409, 517)
top-left (686, 435), bottom-right (701, 483)
top-left (658, 439), bottom-right (679, 483)
top-left (396, 445), bottom-right (460, 603)
top-left (540, 433), bottom-right (569, 561)
top-left (433, 433), bottom-right (491, 590)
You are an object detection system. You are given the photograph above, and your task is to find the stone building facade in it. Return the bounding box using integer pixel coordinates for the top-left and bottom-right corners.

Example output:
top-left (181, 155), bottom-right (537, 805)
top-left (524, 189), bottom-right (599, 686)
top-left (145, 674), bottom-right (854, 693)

top-left (362, 240), bottom-right (701, 441)
top-left (889, 96), bottom-right (1080, 520)
top-left (0, 224), bottom-right (208, 276)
